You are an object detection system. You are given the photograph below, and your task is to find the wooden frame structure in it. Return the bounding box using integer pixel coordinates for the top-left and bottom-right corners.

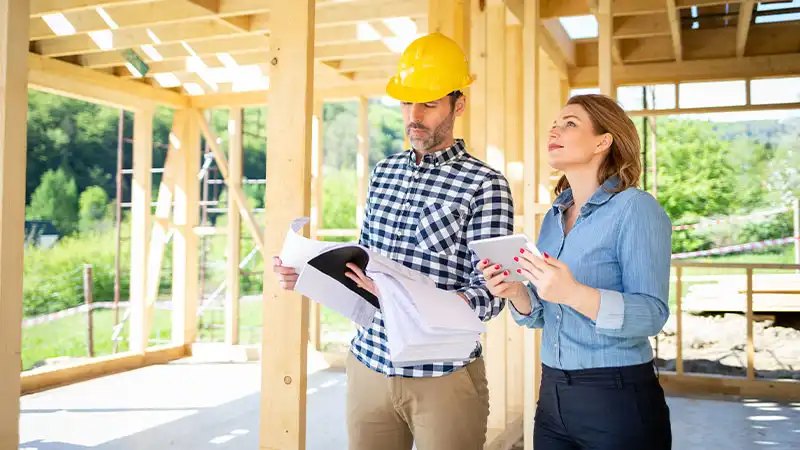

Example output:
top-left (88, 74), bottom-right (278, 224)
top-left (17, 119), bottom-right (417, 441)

top-left (3, 0), bottom-right (799, 449)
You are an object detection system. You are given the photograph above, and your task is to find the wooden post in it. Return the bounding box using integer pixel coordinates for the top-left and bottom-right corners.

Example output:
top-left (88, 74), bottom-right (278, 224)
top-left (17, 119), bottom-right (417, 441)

top-left (0, 1), bottom-right (28, 446)
top-left (309, 100), bottom-right (323, 351)
top-left (675, 266), bottom-right (683, 375)
top-left (485, 0), bottom-right (507, 433)
top-left (429, 0), bottom-right (471, 142)
top-left (598, 0), bottom-right (615, 99)
top-left (260, 1), bottom-right (315, 448)
top-left (522, 2), bottom-right (542, 450)
top-left (469, 0), bottom-right (487, 161)
top-left (356, 96), bottom-right (369, 228)
top-left (129, 108), bottom-right (153, 353)
top-left (226, 106), bottom-right (243, 346)
top-left (172, 109), bottom-right (201, 346)
top-left (505, 22), bottom-right (525, 423)
top-left (84, 264), bottom-right (95, 357)
top-left (746, 268), bottom-right (754, 380)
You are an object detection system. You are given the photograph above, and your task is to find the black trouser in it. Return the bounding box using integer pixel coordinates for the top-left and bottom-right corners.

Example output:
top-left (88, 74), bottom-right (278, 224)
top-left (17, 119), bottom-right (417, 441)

top-left (534, 361), bottom-right (671, 450)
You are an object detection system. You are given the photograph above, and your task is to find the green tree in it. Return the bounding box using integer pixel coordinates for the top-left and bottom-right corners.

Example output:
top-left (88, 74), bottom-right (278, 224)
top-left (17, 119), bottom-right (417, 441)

top-left (79, 186), bottom-right (110, 232)
top-left (27, 168), bottom-right (79, 235)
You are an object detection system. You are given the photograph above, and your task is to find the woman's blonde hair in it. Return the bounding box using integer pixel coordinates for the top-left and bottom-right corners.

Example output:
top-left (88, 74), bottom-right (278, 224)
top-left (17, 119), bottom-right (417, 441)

top-left (554, 94), bottom-right (642, 195)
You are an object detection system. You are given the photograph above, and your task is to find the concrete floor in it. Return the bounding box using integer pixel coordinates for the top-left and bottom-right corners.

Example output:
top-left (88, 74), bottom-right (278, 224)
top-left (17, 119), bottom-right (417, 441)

top-left (19, 358), bottom-right (800, 450)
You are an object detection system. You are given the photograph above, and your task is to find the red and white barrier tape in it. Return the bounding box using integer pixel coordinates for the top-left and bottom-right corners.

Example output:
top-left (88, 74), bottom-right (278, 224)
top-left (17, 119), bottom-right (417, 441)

top-left (672, 206), bottom-right (792, 231)
top-left (671, 235), bottom-right (799, 260)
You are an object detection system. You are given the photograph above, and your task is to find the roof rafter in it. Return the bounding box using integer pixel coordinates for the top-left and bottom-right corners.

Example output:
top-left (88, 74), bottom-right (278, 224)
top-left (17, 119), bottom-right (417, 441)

top-left (665, 0), bottom-right (682, 61)
top-left (30, 0), bottom-right (157, 18)
top-left (736, 0), bottom-right (755, 58)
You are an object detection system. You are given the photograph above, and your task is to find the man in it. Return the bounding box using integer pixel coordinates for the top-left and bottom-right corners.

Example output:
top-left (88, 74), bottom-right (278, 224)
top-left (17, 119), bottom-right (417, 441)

top-left (272, 32), bottom-right (514, 450)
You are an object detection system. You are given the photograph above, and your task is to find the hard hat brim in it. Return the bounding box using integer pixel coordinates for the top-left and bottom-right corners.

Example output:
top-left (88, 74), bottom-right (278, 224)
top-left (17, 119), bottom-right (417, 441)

top-left (385, 77), bottom-right (463, 104)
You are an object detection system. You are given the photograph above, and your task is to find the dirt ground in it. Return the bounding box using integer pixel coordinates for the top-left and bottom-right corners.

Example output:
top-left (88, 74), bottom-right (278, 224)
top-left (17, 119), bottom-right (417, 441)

top-left (652, 312), bottom-right (800, 380)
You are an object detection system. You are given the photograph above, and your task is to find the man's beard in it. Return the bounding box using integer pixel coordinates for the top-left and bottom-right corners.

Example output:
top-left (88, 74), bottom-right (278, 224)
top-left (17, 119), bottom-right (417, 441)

top-left (406, 113), bottom-right (455, 152)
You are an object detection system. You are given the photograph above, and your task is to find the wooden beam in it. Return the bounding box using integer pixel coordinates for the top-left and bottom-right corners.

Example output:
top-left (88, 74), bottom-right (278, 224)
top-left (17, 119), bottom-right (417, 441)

top-left (260, 0), bottom-right (314, 448)
top-left (0, 1), bottom-right (28, 447)
top-left (172, 109), bottom-right (200, 346)
top-left (505, 23), bottom-right (525, 424)
top-left (542, 18), bottom-right (576, 66)
top-left (486, 3), bottom-right (508, 433)
top-left (128, 107), bottom-right (153, 353)
top-left (309, 100), bottom-right (323, 351)
top-left (27, 53), bottom-right (187, 110)
top-left (613, 13), bottom-right (671, 39)
top-left (542, 0), bottom-right (671, 18)
top-left (569, 53), bottom-right (800, 87)
top-left (598, 0), bottom-right (614, 98)
top-left (627, 101), bottom-right (800, 117)
top-left (522, 2), bottom-right (540, 450)
top-left (736, 0), bottom-right (755, 58)
top-left (145, 111), bottom-right (185, 350)
top-left (356, 96), bottom-right (369, 227)
top-left (29, 0), bottom-right (155, 17)
top-left (188, 82), bottom-right (387, 108)
top-left (538, 24), bottom-right (570, 78)
top-left (665, 0), bottom-right (682, 61)
top-left (469, 0), bottom-right (488, 161)
top-left (226, 106), bottom-right (243, 346)
top-left (193, 110), bottom-right (265, 255)
top-left (612, 0), bottom-right (666, 16)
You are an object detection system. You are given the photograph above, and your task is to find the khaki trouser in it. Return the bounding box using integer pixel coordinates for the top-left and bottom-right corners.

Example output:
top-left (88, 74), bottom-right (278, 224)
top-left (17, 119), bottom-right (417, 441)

top-left (345, 352), bottom-right (490, 450)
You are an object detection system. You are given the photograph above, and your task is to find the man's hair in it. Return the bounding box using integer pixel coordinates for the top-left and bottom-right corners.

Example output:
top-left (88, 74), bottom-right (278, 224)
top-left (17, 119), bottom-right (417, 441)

top-left (447, 90), bottom-right (463, 111)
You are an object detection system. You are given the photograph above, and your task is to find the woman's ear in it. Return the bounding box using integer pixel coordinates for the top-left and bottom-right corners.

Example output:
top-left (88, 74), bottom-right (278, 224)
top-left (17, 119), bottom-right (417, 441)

top-left (595, 133), bottom-right (613, 154)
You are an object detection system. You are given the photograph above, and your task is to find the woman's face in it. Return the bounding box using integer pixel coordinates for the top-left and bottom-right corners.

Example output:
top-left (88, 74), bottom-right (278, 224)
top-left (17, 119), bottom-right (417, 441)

top-left (547, 104), bottom-right (610, 172)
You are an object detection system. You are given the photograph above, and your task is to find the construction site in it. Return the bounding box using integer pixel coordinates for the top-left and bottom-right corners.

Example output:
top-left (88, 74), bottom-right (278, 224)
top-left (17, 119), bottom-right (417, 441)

top-left (3, 0), bottom-right (800, 449)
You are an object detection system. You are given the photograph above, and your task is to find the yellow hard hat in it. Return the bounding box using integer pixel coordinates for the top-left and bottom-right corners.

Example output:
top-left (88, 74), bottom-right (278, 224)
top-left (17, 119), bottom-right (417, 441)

top-left (386, 32), bottom-right (474, 103)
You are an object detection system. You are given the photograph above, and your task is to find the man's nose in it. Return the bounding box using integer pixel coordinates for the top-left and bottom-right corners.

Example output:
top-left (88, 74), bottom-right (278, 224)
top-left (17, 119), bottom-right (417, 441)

top-left (411, 103), bottom-right (425, 121)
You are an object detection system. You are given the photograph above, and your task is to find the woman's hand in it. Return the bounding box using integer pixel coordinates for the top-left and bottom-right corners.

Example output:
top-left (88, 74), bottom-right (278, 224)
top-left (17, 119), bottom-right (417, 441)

top-left (344, 263), bottom-right (380, 299)
top-left (516, 249), bottom-right (579, 305)
top-left (477, 259), bottom-right (532, 314)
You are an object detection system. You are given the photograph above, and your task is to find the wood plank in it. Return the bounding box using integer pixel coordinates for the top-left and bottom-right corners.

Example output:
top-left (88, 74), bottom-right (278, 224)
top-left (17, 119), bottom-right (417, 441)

top-left (469, 0), bottom-right (488, 161)
top-left (522, 2), bottom-right (541, 449)
top-left (0, 1), bottom-right (28, 447)
top-left (259, 0), bottom-right (315, 448)
top-left (658, 372), bottom-right (800, 402)
top-left (30, 0), bottom-right (156, 17)
top-left (309, 100), bottom-right (323, 351)
top-left (144, 111), bottom-right (185, 349)
top-left (665, 0), bottom-right (682, 61)
top-left (598, 0), bottom-right (614, 98)
top-left (172, 109), bottom-right (200, 346)
top-left (613, 13), bottom-right (672, 39)
top-left (128, 108), bottom-right (153, 353)
top-left (486, 3), bottom-right (508, 432)
top-left (28, 53), bottom-right (187, 110)
top-left (570, 53), bottom-right (800, 87)
top-left (20, 344), bottom-right (187, 395)
top-left (226, 106), bottom-right (243, 345)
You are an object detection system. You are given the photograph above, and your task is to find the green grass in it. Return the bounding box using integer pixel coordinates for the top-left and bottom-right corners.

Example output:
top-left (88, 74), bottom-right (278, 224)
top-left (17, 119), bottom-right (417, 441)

top-left (22, 309), bottom-right (172, 371)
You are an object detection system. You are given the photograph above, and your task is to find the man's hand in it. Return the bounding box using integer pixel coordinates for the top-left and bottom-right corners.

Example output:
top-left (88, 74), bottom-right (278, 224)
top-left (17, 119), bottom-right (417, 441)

top-left (272, 256), bottom-right (299, 291)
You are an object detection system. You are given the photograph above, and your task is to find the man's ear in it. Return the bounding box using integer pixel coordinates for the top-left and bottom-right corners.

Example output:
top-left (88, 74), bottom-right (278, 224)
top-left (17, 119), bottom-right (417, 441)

top-left (454, 95), bottom-right (467, 117)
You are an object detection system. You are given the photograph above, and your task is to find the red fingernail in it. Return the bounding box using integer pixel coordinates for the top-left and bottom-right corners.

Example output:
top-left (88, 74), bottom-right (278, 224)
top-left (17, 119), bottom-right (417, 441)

top-left (514, 256), bottom-right (519, 262)
top-left (482, 259), bottom-right (488, 265)
top-left (544, 252), bottom-right (550, 259)
top-left (495, 265), bottom-right (500, 270)
top-left (503, 271), bottom-right (509, 276)
top-left (517, 269), bottom-right (522, 273)
top-left (520, 248), bottom-right (525, 254)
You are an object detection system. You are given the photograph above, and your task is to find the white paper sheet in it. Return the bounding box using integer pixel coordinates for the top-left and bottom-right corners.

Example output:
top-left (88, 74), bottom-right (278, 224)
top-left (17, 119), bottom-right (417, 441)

top-left (295, 264), bottom-right (377, 328)
top-left (278, 217), bottom-right (338, 269)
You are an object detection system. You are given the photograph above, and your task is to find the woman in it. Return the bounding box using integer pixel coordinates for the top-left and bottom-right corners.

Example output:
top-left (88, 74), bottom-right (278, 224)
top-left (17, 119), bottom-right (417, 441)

top-left (478, 94), bottom-right (673, 449)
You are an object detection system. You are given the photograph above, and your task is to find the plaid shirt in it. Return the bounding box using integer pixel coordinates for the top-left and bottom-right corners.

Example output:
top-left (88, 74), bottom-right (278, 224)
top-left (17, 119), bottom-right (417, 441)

top-left (350, 139), bottom-right (515, 377)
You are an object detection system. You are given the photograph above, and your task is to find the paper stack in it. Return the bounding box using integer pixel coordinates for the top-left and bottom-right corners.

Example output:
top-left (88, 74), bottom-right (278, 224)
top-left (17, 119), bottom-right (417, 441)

top-left (279, 217), bottom-right (486, 367)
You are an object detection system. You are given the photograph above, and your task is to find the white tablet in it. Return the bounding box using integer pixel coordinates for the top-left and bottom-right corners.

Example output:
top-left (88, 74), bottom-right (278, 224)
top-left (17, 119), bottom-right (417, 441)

top-left (467, 234), bottom-right (543, 283)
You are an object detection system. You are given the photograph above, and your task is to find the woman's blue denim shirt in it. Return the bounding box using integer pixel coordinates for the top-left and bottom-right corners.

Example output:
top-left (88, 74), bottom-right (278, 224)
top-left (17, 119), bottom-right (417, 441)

top-left (510, 176), bottom-right (673, 370)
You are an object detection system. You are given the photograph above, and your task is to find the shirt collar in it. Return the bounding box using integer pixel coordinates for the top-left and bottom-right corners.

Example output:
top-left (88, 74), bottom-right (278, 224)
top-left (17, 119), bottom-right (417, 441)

top-left (552, 175), bottom-right (621, 215)
top-left (407, 139), bottom-right (466, 169)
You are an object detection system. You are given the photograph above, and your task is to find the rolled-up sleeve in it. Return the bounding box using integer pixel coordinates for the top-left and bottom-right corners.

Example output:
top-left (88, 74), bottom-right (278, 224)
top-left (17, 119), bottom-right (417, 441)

top-left (595, 192), bottom-right (672, 338)
top-left (510, 284), bottom-right (545, 329)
